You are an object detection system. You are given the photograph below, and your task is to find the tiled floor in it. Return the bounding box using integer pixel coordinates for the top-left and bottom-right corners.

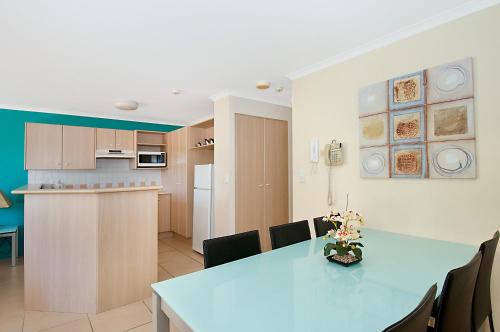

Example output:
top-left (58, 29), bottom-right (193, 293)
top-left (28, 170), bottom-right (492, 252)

top-left (0, 233), bottom-right (204, 332)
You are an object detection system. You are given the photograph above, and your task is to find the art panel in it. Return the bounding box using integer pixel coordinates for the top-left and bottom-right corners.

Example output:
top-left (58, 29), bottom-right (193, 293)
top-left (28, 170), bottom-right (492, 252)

top-left (358, 57), bottom-right (476, 179)
top-left (360, 146), bottom-right (389, 178)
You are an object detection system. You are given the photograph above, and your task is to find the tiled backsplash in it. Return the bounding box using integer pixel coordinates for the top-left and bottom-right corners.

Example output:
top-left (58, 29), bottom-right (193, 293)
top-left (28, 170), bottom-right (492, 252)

top-left (28, 159), bottom-right (162, 187)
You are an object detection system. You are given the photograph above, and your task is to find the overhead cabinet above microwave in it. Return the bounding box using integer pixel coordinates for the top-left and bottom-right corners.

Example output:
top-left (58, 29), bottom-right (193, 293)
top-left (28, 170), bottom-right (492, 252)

top-left (25, 123), bottom-right (96, 170)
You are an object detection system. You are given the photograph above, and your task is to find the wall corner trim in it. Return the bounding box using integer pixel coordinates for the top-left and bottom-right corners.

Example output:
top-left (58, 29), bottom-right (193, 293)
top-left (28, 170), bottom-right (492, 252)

top-left (287, 0), bottom-right (500, 80)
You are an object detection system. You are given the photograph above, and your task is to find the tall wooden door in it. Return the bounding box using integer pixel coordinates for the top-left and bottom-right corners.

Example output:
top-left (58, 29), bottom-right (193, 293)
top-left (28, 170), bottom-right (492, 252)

top-left (25, 123), bottom-right (63, 170)
top-left (235, 114), bottom-right (266, 246)
top-left (62, 126), bottom-right (96, 170)
top-left (263, 118), bottom-right (289, 250)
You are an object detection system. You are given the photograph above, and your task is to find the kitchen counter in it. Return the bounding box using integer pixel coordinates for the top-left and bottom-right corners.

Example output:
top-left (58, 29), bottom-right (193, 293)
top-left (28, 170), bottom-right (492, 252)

top-left (13, 183), bottom-right (160, 314)
top-left (12, 184), bottom-right (162, 194)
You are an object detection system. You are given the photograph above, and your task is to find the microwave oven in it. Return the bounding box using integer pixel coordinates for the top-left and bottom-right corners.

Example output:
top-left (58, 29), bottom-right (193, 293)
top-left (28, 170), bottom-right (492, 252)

top-left (137, 151), bottom-right (167, 168)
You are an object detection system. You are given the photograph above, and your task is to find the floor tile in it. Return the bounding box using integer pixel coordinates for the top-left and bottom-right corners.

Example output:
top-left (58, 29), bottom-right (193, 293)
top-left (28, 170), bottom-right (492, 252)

top-left (88, 301), bottom-right (151, 332)
top-left (39, 318), bottom-right (92, 332)
top-left (158, 241), bottom-right (175, 253)
top-left (0, 311), bottom-right (24, 332)
top-left (158, 265), bottom-right (173, 282)
top-left (23, 311), bottom-right (86, 332)
top-left (125, 322), bottom-right (152, 331)
top-left (158, 251), bottom-right (203, 277)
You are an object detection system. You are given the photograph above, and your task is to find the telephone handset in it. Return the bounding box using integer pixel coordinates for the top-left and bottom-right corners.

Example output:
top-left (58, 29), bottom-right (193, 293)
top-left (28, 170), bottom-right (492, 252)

top-left (326, 140), bottom-right (343, 166)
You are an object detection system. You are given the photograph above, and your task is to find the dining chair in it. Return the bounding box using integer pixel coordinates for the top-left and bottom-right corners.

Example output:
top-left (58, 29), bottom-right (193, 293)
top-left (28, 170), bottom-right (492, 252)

top-left (430, 251), bottom-right (482, 332)
top-left (313, 216), bottom-right (336, 237)
top-left (269, 220), bottom-right (311, 250)
top-left (383, 284), bottom-right (437, 332)
top-left (472, 230), bottom-right (499, 332)
top-left (202, 230), bottom-right (261, 269)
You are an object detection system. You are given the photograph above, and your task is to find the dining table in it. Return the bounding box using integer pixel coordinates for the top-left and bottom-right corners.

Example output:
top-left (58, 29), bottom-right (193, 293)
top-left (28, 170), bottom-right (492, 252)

top-left (152, 228), bottom-right (477, 332)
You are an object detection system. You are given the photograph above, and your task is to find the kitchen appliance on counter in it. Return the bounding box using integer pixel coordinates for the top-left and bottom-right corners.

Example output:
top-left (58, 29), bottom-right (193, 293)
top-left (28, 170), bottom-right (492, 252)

top-left (137, 151), bottom-right (167, 168)
top-left (96, 149), bottom-right (135, 159)
top-left (192, 164), bottom-right (213, 254)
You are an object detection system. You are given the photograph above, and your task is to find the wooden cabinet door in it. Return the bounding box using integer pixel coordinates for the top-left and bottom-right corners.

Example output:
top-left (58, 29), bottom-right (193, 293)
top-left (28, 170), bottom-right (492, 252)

top-left (115, 130), bottom-right (134, 151)
top-left (175, 128), bottom-right (189, 237)
top-left (25, 123), bottom-right (63, 170)
top-left (63, 126), bottom-right (96, 170)
top-left (235, 114), bottom-right (266, 248)
top-left (96, 128), bottom-right (115, 150)
top-left (158, 194), bottom-right (171, 233)
top-left (168, 130), bottom-right (180, 234)
top-left (264, 119), bottom-right (289, 250)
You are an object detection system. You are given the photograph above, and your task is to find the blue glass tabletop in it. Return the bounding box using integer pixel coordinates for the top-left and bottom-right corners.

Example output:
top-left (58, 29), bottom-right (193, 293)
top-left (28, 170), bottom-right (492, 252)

top-left (152, 229), bottom-right (477, 332)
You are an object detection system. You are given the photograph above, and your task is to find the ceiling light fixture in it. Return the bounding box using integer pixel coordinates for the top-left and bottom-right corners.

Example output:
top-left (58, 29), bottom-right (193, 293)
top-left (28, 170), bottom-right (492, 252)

top-left (256, 81), bottom-right (270, 90)
top-left (114, 100), bottom-right (139, 111)
top-left (172, 89), bottom-right (182, 95)
top-left (275, 86), bottom-right (284, 92)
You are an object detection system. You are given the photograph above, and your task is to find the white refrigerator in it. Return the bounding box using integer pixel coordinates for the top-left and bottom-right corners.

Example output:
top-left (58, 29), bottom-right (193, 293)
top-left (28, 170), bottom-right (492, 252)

top-left (192, 164), bottom-right (213, 254)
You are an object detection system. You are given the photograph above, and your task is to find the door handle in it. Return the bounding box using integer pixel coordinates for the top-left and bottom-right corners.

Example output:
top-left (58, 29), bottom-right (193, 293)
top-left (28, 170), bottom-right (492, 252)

top-left (265, 184), bottom-right (270, 186)
top-left (257, 184), bottom-right (263, 187)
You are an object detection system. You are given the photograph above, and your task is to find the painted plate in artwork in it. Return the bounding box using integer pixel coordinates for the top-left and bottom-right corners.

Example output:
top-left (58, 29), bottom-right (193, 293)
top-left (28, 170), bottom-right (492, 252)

top-left (429, 140), bottom-right (476, 178)
top-left (362, 152), bottom-right (386, 175)
top-left (427, 58), bottom-right (474, 103)
top-left (435, 65), bottom-right (468, 93)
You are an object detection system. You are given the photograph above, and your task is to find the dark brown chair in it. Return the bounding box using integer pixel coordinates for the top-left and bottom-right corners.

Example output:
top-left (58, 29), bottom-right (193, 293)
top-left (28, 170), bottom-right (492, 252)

top-left (472, 231), bottom-right (499, 332)
top-left (269, 220), bottom-right (311, 250)
top-left (313, 216), bottom-right (336, 238)
top-left (202, 230), bottom-right (261, 269)
top-left (431, 252), bottom-right (482, 332)
top-left (383, 284), bottom-right (437, 332)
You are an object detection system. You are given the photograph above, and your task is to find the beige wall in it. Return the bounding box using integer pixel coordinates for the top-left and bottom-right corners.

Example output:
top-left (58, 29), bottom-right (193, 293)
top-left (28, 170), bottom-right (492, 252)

top-left (213, 95), bottom-right (292, 237)
top-left (292, 5), bottom-right (500, 329)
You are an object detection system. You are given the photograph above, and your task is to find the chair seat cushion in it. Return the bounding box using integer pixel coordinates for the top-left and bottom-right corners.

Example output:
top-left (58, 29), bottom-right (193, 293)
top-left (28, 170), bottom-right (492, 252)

top-left (0, 225), bottom-right (18, 234)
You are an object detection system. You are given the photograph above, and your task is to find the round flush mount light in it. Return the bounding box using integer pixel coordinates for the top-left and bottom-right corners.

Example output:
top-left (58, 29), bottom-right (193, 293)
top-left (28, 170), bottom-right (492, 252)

top-left (256, 81), bottom-right (270, 90)
top-left (114, 100), bottom-right (139, 111)
top-left (275, 86), bottom-right (284, 92)
top-left (171, 89), bottom-right (182, 95)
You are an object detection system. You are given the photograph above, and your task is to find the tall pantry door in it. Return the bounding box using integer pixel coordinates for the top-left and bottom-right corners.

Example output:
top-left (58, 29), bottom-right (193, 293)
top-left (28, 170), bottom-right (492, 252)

top-left (263, 118), bottom-right (289, 250)
top-left (235, 114), bottom-right (266, 248)
top-left (169, 128), bottom-right (189, 237)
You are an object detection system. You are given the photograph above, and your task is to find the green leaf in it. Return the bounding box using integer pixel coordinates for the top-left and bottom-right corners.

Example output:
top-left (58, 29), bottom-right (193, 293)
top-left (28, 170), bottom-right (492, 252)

top-left (350, 242), bottom-right (364, 248)
top-left (352, 248), bottom-right (363, 259)
top-left (324, 243), bottom-right (336, 256)
top-left (336, 243), bottom-right (349, 256)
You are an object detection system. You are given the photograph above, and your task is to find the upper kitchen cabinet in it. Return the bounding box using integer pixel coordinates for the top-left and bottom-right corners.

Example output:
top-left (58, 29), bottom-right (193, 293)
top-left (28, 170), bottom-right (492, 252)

top-left (62, 126), bottom-right (96, 170)
top-left (115, 130), bottom-right (134, 151)
top-left (96, 128), bottom-right (134, 151)
top-left (25, 123), bottom-right (63, 170)
top-left (25, 123), bottom-right (96, 170)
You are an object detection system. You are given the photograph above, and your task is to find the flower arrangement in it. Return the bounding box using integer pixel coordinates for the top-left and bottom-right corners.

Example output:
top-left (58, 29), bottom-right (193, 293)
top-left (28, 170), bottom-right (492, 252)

top-left (323, 209), bottom-right (365, 261)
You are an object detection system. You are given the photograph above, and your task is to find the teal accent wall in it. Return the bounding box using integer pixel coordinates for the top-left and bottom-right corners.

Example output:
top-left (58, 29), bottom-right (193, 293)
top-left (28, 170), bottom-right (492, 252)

top-left (0, 108), bottom-right (181, 258)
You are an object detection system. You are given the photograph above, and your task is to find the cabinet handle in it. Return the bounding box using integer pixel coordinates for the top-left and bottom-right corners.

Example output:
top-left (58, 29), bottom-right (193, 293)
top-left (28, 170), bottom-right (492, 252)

top-left (257, 184), bottom-right (263, 187)
top-left (265, 184), bottom-right (270, 186)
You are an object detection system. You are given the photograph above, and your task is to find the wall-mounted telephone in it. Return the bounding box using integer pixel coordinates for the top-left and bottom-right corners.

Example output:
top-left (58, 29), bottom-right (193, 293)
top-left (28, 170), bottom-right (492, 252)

top-left (326, 140), bottom-right (343, 166)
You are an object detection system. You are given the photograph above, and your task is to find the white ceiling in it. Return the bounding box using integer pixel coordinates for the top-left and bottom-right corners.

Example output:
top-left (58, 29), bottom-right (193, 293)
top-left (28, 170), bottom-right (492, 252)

top-left (0, 0), bottom-right (495, 125)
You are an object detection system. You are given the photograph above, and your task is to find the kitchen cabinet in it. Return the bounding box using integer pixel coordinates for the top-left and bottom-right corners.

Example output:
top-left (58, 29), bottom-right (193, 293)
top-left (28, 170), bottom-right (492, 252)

top-left (158, 193), bottom-right (171, 233)
top-left (25, 123), bottom-right (96, 170)
top-left (97, 128), bottom-right (134, 151)
top-left (235, 114), bottom-right (289, 251)
top-left (63, 126), bottom-right (96, 170)
top-left (25, 123), bottom-right (63, 170)
top-left (115, 130), bottom-right (134, 151)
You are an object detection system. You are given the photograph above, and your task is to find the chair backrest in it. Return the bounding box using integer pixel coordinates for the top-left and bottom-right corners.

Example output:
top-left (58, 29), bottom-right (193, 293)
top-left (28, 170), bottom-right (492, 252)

top-left (434, 251), bottom-right (482, 332)
top-left (269, 220), bottom-right (311, 250)
top-left (383, 284), bottom-right (437, 332)
top-left (313, 216), bottom-right (336, 238)
top-left (202, 230), bottom-right (261, 269)
top-left (472, 230), bottom-right (499, 331)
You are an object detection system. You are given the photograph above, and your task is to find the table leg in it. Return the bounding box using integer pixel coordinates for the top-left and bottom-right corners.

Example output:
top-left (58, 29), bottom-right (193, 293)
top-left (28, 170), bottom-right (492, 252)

top-left (153, 291), bottom-right (170, 332)
top-left (11, 232), bottom-right (17, 267)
